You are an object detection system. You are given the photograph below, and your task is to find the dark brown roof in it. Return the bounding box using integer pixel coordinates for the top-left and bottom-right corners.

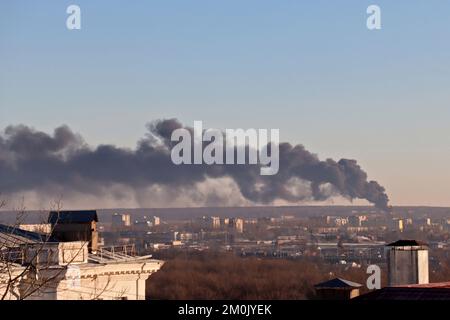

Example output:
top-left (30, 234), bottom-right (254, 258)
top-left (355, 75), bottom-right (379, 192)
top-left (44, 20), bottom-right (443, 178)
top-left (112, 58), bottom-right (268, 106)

top-left (314, 278), bottom-right (362, 289)
top-left (355, 287), bottom-right (450, 300)
top-left (0, 224), bottom-right (57, 247)
top-left (387, 240), bottom-right (428, 247)
top-left (400, 282), bottom-right (450, 289)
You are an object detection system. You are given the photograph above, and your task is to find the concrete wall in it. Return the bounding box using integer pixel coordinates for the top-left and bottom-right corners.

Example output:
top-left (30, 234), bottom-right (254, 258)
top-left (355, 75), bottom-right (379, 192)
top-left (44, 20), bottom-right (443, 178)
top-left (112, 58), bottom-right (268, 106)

top-left (22, 241), bottom-right (88, 266)
top-left (1, 259), bottom-right (163, 300)
top-left (417, 249), bottom-right (429, 284)
top-left (52, 222), bottom-right (98, 252)
top-left (55, 274), bottom-right (148, 300)
top-left (387, 247), bottom-right (429, 286)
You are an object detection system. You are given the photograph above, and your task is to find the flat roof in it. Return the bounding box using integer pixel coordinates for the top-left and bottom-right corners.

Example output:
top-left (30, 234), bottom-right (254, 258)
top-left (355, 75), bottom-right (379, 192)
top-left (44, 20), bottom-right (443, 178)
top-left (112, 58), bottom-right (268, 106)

top-left (387, 240), bottom-right (428, 247)
top-left (355, 287), bottom-right (450, 300)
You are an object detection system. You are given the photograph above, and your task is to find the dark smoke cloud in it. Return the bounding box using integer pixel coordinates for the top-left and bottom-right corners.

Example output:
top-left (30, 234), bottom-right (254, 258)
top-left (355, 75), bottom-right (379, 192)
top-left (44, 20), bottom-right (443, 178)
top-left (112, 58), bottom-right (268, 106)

top-left (0, 120), bottom-right (389, 210)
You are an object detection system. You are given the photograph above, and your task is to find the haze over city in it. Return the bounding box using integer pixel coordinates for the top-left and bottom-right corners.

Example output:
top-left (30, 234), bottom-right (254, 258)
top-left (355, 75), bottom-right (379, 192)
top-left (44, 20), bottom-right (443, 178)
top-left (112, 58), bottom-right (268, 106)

top-left (2, 1), bottom-right (450, 208)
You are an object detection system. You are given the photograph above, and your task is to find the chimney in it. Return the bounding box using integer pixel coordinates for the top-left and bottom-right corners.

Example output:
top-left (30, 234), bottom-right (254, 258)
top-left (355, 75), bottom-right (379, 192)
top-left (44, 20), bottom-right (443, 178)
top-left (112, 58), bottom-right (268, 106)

top-left (48, 210), bottom-right (99, 253)
top-left (386, 240), bottom-right (429, 286)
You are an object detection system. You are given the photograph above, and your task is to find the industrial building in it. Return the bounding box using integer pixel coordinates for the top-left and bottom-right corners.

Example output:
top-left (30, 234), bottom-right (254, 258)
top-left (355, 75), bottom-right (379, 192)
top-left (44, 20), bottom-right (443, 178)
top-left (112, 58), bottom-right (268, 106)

top-left (151, 216), bottom-right (161, 226)
top-left (230, 218), bottom-right (244, 233)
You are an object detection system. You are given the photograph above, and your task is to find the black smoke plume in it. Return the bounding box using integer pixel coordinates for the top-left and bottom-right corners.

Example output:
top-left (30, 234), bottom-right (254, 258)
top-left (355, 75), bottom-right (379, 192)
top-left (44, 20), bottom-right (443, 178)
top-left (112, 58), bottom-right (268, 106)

top-left (0, 119), bottom-right (389, 210)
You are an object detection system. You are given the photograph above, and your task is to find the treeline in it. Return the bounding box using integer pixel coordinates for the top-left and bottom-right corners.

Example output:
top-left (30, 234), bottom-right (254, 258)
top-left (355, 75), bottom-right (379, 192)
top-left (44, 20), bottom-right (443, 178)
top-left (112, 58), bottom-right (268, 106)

top-left (146, 252), bottom-right (381, 300)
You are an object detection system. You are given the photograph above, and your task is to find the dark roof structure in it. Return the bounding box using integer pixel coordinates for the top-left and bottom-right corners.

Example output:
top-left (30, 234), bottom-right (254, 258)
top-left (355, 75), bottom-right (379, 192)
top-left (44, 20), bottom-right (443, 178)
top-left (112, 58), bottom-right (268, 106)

top-left (48, 210), bottom-right (98, 224)
top-left (0, 224), bottom-right (56, 247)
top-left (314, 278), bottom-right (362, 289)
top-left (355, 286), bottom-right (450, 300)
top-left (387, 240), bottom-right (428, 247)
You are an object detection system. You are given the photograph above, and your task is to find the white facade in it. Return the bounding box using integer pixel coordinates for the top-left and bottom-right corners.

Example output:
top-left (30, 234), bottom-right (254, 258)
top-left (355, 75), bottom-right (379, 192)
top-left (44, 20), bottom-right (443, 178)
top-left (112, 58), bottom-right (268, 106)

top-left (232, 218), bottom-right (244, 233)
top-left (1, 241), bottom-right (164, 300)
top-left (152, 216), bottom-right (161, 226)
top-left (211, 216), bottom-right (220, 229)
top-left (387, 243), bottom-right (429, 286)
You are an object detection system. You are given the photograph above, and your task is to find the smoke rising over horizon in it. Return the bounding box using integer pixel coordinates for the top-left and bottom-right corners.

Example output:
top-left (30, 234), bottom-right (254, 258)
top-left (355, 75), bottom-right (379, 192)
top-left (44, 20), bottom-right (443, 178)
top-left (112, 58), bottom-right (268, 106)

top-left (0, 119), bottom-right (389, 210)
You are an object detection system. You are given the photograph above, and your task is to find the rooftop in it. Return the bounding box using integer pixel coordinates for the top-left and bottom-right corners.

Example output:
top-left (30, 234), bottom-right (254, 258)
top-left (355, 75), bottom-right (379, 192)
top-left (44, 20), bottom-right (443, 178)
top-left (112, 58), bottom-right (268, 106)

top-left (399, 281), bottom-right (450, 289)
top-left (355, 286), bottom-right (450, 300)
top-left (0, 224), bottom-right (55, 247)
top-left (387, 240), bottom-right (428, 247)
top-left (1, 224), bottom-right (155, 266)
top-left (314, 278), bottom-right (362, 289)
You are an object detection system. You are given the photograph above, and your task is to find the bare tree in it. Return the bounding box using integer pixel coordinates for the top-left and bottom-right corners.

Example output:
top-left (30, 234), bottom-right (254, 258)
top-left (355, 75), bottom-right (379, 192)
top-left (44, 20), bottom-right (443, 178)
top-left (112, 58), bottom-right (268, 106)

top-left (0, 196), bottom-right (140, 300)
top-left (0, 197), bottom-right (89, 300)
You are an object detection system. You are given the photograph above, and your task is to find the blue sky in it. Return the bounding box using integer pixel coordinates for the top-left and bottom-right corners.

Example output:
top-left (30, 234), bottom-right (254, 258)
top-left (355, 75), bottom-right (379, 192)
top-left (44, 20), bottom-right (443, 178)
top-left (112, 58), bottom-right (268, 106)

top-left (1, 1), bottom-right (450, 206)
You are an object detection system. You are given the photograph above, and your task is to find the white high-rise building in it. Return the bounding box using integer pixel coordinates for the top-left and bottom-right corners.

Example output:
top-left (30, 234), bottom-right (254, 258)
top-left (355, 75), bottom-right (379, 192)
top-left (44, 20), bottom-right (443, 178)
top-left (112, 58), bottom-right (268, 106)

top-left (231, 218), bottom-right (244, 233)
top-left (152, 216), bottom-right (161, 226)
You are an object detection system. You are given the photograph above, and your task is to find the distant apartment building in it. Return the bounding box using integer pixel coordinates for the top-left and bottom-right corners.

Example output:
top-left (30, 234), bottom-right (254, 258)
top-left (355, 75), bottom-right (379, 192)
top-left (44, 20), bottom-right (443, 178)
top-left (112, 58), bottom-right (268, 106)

top-left (276, 235), bottom-right (306, 245)
top-left (348, 215), bottom-right (368, 227)
top-left (346, 226), bottom-right (369, 233)
top-left (231, 218), bottom-right (244, 233)
top-left (134, 216), bottom-right (161, 228)
top-left (151, 216), bottom-right (161, 226)
top-left (444, 219), bottom-right (450, 231)
top-left (112, 213), bottom-right (131, 227)
top-left (398, 219), bottom-right (404, 232)
top-left (244, 218), bottom-right (258, 224)
top-left (361, 215), bottom-right (387, 227)
top-left (177, 232), bottom-right (199, 242)
top-left (388, 218), bottom-right (404, 232)
top-left (331, 217), bottom-right (349, 227)
top-left (196, 216), bottom-right (221, 229)
top-left (122, 214), bottom-right (131, 226)
top-left (415, 217), bottom-right (432, 227)
top-left (211, 216), bottom-right (221, 229)
top-left (134, 220), bottom-right (152, 229)
top-left (316, 227), bottom-right (339, 234)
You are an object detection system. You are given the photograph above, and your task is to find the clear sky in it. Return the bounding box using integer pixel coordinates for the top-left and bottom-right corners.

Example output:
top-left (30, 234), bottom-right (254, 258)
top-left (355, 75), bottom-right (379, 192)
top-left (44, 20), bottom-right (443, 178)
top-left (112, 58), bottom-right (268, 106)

top-left (1, 1), bottom-right (450, 206)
